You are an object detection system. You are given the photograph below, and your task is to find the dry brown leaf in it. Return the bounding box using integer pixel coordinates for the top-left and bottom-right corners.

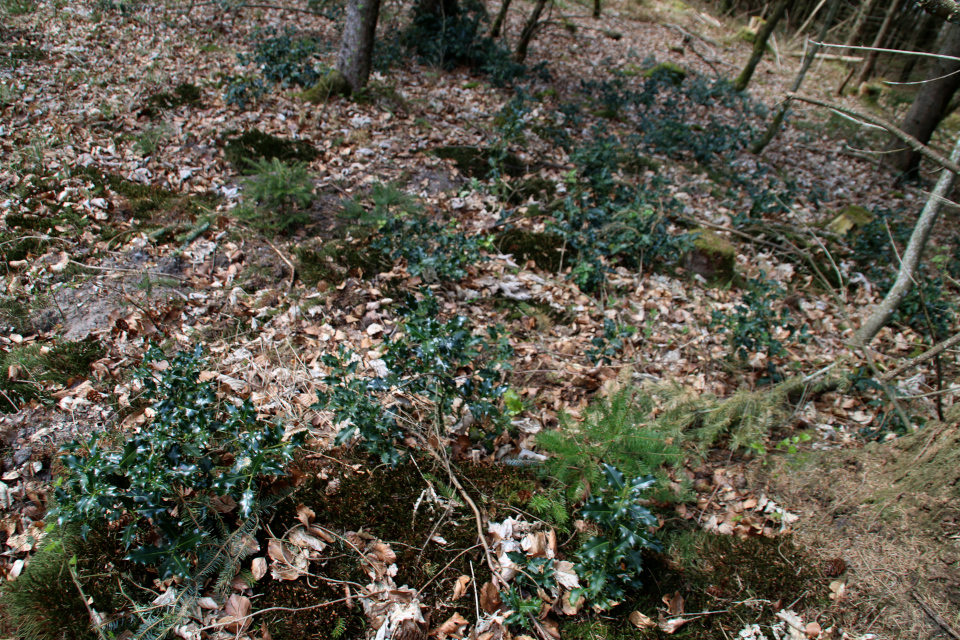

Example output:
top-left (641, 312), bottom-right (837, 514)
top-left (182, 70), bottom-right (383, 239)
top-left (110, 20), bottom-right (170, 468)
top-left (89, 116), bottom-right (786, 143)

top-left (658, 617), bottom-right (689, 634)
top-left (629, 611), bottom-right (656, 629)
top-left (222, 594), bottom-right (251, 633)
top-left (828, 580), bottom-right (846, 601)
top-left (251, 557), bottom-right (267, 581)
top-left (296, 504), bottom-right (315, 527)
top-left (662, 591), bottom-right (685, 616)
top-left (480, 581), bottom-right (502, 614)
top-left (262, 624), bottom-right (273, 640)
top-left (429, 612), bottom-right (469, 639)
top-left (451, 575), bottom-right (471, 601)
top-left (288, 526), bottom-right (327, 555)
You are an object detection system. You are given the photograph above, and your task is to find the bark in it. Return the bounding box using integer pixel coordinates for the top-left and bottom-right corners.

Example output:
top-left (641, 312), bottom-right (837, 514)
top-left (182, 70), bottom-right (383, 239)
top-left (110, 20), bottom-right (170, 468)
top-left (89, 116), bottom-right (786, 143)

top-left (885, 23), bottom-right (960, 175)
top-left (491, 0), bottom-right (512, 37)
top-left (734, 0), bottom-right (791, 92)
top-left (336, 0), bottom-right (382, 92)
top-left (417, 0), bottom-right (458, 17)
top-left (898, 12), bottom-right (940, 82)
top-left (514, 0), bottom-right (549, 63)
top-left (855, 0), bottom-right (905, 87)
top-left (842, 0), bottom-right (879, 55)
top-left (593, 0), bottom-right (600, 18)
top-left (856, 133), bottom-right (960, 344)
top-left (752, 0), bottom-right (841, 154)
top-left (915, 0), bottom-right (960, 24)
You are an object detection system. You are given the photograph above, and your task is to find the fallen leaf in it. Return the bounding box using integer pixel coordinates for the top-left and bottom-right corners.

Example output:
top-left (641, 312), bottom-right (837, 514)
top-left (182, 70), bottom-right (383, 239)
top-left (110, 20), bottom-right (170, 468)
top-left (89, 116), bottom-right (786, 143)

top-left (451, 575), bottom-right (471, 601)
top-left (429, 612), bottom-right (469, 639)
top-left (223, 594), bottom-right (251, 633)
top-left (297, 504), bottom-right (316, 527)
top-left (480, 581), bottom-right (502, 614)
top-left (252, 557), bottom-right (267, 581)
top-left (662, 591), bottom-right (685, 616)
top-left (828, 580), bottom-right (846, 601)
top-left (629, 611), bottom-right (655, 629)
top-left (658, 617), bottom-right (689, 634)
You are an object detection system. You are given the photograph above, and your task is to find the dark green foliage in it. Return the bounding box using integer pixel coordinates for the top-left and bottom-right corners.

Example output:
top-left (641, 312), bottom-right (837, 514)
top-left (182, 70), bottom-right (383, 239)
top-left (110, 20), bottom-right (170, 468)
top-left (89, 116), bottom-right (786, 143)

top-left (140, 82), bottom-right (202, 118)
top-left (313, 292), bottom-right (513, 464)
top-left (570, 464), bottom-right (660, 608)
top-left (222, 129), bottom-right (318, 174)
top-left (238, 157), bottom-right (315, 234)
top-left (586, 319), bottom-right (635, 365)
top-left (711, 276), bottom-right (804, 377)
top-left (0, 44), bottom-right (44, 67)
top-left (375, 0), bottom-right (525, 86)
top-left (224, 29), bottom-right (324, 107)
top-left (537, 384), bottom-right (687, 504)
top-left (53, 344), bottom-right (303, 579)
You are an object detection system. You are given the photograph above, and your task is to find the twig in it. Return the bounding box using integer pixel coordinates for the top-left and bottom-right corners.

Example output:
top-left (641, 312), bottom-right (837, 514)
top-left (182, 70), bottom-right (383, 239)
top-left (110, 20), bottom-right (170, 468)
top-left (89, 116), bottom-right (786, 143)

top-left (787, 93), bottom-right (960, 175)
top-left (67, 260), bottom-right (186, 280)
top-left (879, 331), bottom-right (960, 382)
top-left (66, 551), bottom-right (111, 640)
top-left (264, 238), bottom-right (296, 291)
top-left (911, 591), bottom-right (960, 639)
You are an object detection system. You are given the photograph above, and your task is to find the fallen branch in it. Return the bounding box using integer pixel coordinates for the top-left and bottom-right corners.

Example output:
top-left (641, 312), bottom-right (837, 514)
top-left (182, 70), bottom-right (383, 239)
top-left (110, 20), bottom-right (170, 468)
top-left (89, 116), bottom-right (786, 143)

top-left (783, 51), bottom-right (863, 62)
top-left (911, 591), bottom-right (960, 640)
top-left (880, 331), bottom-right (960, 382)
top-left (264, 238), bottom-right (296, 291)
top-left (787, 93), bottom-right (960, 175)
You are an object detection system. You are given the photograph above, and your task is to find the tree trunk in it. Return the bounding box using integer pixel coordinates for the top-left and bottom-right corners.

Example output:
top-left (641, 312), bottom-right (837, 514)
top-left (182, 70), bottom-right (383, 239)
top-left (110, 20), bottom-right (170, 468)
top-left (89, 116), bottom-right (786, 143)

top-left (854, 0), bottom-right (904, 87)
top-left (734, 0), bottom-right (791, 92)
top-left (337, 0), bottom-right (382, 92)
top-left (593, 0), bottom-right (601, 18)
top-left (515, 0), bottom-right (549, 63)
top-left (884, 23), bottom-right (960, 175)
top-left (752, 0), bottom-right (841, 154)
top-left (842, 0), bottom-right (879, 54)
top-left (857, 133), bottom-right (960, 344)
top-left (898, 11), bottom-right (940, 82)
top-left (417, 0), bottom-right (458, 17)
top-left (491, 0), bottom-right (512, 37)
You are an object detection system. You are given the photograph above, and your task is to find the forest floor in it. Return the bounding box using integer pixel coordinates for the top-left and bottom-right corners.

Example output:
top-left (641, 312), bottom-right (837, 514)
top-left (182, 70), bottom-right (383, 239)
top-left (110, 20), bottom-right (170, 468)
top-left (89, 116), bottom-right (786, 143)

top-left (0, 0), bottom-right (958, 638)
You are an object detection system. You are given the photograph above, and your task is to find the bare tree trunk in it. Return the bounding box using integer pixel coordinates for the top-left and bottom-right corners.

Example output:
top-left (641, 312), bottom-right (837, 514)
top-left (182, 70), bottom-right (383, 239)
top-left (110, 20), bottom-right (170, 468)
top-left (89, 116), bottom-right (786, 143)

top-left (752, 0), bottom-right (841, 153)
top-left (857, 134), bottom-right (960, 344)
top-left (491, 0), bottom-right (512, 37)
top-left (734, 0), bottom-right (791, 92)
top-left (842, 0), bottom-right (879, 53)
top-left (515, 0), bottom-right (549, 63)
top-left (898, 11), bottom-right (940, 82)
top-left (337, 0), bottom-right (382, 92)
top-left (855, 0), bottom-right (904, 87)
top-left (885, 23), bottom-right (960, 175)
top-left (593, 0), bottom-right (601, 18)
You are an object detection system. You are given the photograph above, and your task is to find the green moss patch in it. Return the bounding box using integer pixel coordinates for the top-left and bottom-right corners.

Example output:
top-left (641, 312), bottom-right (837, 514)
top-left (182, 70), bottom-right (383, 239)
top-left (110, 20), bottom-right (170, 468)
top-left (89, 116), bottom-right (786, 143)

top-left (258, 457), bottom-right (536, 639)
top-left (294, 240), bottom-right (389, 287)
top-left (497, 228), bottom-right (572, 272)
top-left (643, 61), bottom-right (687, 85)
top-left (222, 128), bottom-right (319, 174)
top-left (298, 70), bottom-right (352, 103)
top-left (139, 82), bottom-right (202, 118)
top-left (432, 146), bottom-right (527, 179)
top-left (684, 228), bottom-right (736, 284)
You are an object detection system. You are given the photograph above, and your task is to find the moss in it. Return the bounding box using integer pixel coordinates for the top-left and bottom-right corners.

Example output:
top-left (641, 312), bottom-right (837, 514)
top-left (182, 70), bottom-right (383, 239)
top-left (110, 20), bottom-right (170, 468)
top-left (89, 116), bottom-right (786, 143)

top-left (643, 61), bottom-right (686, 85)
top-left (496, 228), bottom-right (572, 272)
top-left (432, 146), bottom-right (527, 179)
top-left (684, 228), bottom-right (736, 284)
top-left (0, 44), bottom-right (45, 68)
top-left (222, 129), bottom-right (319, 174)
top-left (827, 204), bottom-right (873, 236)
top-left (140, 82), bottom-right (202, 117)
top-left (258, 457), bottom-right (536, 639)
top-left (294, 240), bottom-right (388, 287)
top-left (350, 81), bottom-right (407, 113)
top-left (0, 525), bottom-right (152, 640)
top-left (298, 70), bottom-right (352, 103)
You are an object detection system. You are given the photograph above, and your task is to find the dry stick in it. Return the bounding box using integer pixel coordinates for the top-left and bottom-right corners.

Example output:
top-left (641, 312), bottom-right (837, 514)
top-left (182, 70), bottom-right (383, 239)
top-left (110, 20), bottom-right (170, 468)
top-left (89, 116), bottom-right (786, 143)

top-left (787, 93), bottom-right (960, 175)
top-left (912, 590), bottom-right (960, 639)
top-left (264, 237), bottom-right (296, 291)
top-left (880, 331), bottom-right (960, 381)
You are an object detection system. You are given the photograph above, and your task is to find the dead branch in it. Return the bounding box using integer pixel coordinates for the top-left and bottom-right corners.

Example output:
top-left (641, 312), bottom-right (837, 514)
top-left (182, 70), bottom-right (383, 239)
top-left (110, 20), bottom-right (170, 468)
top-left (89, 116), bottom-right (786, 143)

top-left (787, 93), bottom-right (960, 175)
top-left (880, 331), bottom-right (960, 382)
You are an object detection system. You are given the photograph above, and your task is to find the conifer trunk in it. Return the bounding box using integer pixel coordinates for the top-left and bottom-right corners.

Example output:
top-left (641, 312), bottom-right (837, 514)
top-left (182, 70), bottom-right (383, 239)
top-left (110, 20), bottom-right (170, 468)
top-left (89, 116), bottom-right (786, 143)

top-left (734, 0), bottom-right (791, 92)
top-left (854, 0), bottom-right (904, 87)
top-left (515, 0), bottom-right (549, 63)
top-left (491, 0), bottom-right (512, 37)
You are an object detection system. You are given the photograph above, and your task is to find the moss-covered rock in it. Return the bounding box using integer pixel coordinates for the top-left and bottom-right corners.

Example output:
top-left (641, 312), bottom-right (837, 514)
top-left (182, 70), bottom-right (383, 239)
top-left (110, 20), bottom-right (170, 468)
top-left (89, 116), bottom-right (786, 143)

top-left (497, 228), bottom-right (571, 272)
top-left (298, 70), bottom-right (352, 103)
top-left (432, 146), bottom-right (527, 179)
top-left (222, 129), bottom-right (319, 174)
top-left (684, 228), bottom-right (736, 283)
top-left (826, 204), bottom-right (873, 236)
top-left (644, 61), bottom-right (687, 85)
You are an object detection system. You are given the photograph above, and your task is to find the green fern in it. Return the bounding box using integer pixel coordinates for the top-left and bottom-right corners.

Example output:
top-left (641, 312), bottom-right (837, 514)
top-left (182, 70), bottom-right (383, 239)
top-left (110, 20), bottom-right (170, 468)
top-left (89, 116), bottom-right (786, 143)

top-left (537, 382), bottom-right (688, 504)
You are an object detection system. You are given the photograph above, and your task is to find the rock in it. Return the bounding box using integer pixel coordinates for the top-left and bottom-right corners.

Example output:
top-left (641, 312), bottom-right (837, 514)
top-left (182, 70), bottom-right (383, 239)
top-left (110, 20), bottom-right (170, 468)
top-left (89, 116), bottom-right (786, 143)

top-left (684, 228), bottom-right (736, 283)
